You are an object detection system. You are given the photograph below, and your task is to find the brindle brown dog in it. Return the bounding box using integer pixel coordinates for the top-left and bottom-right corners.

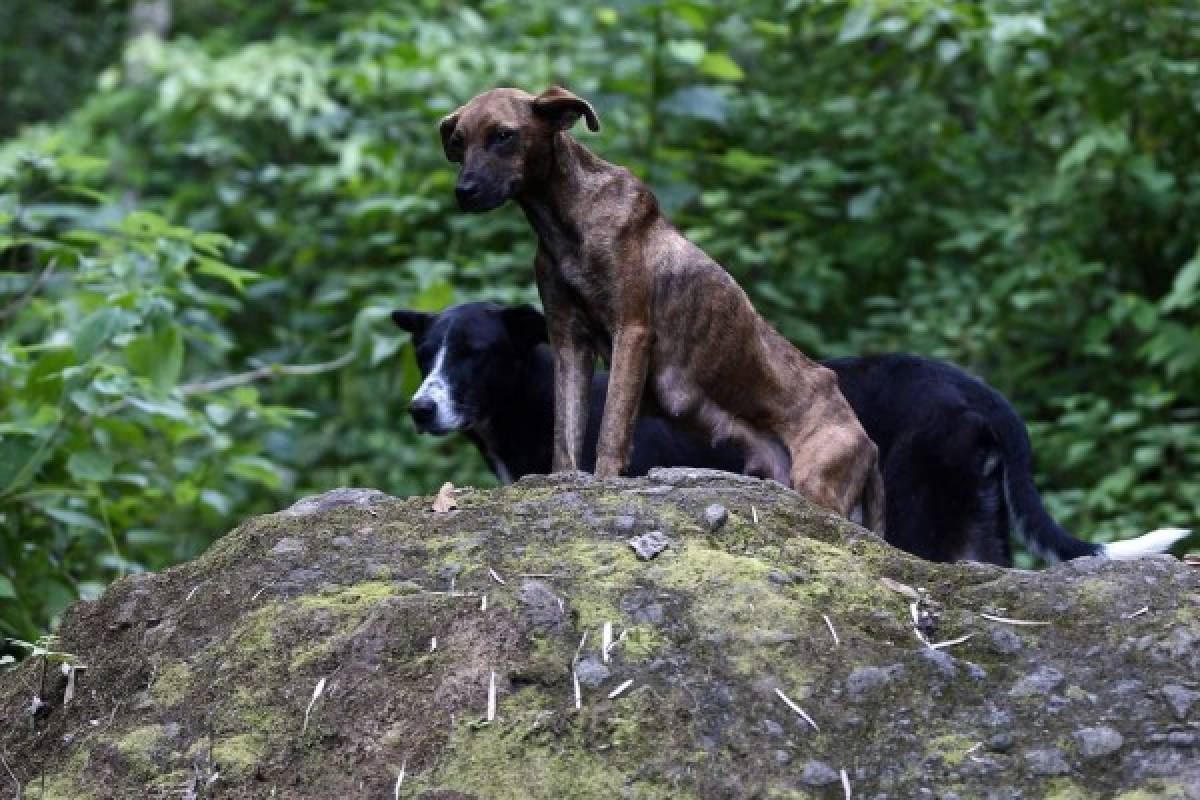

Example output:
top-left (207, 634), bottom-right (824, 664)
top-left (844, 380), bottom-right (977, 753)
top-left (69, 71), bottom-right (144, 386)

top-left (439, 86), bottom-right (884, 530)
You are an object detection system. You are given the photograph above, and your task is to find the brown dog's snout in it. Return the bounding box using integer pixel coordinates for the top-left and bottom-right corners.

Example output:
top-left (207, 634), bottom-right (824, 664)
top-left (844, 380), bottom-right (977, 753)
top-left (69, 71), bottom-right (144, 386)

top-left (455, 176), bottom-right (481, 206)
top-left (454, 169), bottom-right (509, 212)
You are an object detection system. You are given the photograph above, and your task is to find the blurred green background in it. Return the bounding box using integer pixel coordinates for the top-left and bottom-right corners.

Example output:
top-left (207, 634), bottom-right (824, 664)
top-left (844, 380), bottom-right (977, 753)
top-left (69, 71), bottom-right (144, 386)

top-left (2, 0), bottom-right (1197, 647)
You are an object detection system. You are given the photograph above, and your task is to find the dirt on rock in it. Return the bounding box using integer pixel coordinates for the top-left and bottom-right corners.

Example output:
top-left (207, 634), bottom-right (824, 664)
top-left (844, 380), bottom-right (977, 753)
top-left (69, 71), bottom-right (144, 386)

top-left (2, 469), bottom-right (1198, 799)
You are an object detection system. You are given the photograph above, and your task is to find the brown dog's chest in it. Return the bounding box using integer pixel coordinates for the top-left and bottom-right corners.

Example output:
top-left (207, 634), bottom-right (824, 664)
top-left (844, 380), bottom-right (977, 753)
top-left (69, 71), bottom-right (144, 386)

top-left (543, 253), bottom-right (618, 351)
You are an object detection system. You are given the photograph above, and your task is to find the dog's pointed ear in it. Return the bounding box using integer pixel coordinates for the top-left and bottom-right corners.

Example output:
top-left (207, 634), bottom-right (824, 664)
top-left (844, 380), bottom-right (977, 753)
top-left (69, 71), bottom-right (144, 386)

top-left (500, 305), bottom-right (549, 351)
top-left (438, 108), bottom-right (464, 162)
top-left (532, 87), bottom-right (600, 133)
top-left (391, 309), bottom-right (434, 339)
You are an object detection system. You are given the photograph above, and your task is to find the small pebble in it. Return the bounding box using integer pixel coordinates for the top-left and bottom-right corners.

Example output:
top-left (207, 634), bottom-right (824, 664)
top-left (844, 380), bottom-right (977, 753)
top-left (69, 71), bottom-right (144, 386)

top-left (800, 760), bottom-right (840, 786)
top-left (847, 664), bottom-right (905, 701)
top-left (1073, 726), bottom-right (1123, 758)
top-left (1161, 685), bottom-right (1198, 720)
top-left (989, 627), bottom-right (1022, 655)
top-left (1010, 665), bottom-right (1064, 697)
top-left (1023, 748), bottom-right (1070, 776)
top-left (628, 531), bottom-right (671, 561)
top-left (986, 732), bottom-right (1016, 753)
top-left (574, 656), bottom-right (611, 688)
top-left (703, 504), bottom-right (728, 531)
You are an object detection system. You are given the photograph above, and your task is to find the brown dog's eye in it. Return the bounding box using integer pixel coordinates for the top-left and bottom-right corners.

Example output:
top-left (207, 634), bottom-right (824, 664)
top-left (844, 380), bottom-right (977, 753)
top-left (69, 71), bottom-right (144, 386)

top-left (489, 128), bottom-right (516, 148)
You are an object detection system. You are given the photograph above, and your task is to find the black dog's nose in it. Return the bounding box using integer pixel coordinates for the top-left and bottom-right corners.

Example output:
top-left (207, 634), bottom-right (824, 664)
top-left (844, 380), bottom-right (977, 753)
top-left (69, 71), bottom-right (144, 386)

top-left (410, 397), bottom-right (435, 427)
top-left (455, 180), bottom-right (480, 205)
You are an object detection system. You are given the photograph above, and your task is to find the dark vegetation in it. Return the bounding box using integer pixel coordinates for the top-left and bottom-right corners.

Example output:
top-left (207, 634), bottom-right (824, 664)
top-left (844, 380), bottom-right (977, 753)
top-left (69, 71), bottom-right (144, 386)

top-left (2, 0), bottom-right (1198, 646)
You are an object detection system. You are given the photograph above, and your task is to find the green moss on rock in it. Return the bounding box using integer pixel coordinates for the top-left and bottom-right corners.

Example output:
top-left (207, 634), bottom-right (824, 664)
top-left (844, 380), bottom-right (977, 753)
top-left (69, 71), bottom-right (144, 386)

top-left (114, 723), bottom-right (173, 775)
top-left (150, 661), bottom-right (192, 706)
top-left (212, 732), bottom-right (268, 776)
top-left (419, 704), bottom-right (688, 800)
top-left (926, 733), bottom-right (977, 768)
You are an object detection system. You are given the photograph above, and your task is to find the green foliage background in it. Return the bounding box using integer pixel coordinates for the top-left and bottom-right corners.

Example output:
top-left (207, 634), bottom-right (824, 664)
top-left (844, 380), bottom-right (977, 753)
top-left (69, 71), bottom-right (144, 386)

top-left (2, 0), bottom-right (1198, 645)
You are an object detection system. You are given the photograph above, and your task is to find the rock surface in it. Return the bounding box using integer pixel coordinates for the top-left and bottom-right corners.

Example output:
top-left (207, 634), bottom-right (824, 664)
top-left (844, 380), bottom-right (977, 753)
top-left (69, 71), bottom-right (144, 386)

top-left (2, 469), bottom-right (1199, 799)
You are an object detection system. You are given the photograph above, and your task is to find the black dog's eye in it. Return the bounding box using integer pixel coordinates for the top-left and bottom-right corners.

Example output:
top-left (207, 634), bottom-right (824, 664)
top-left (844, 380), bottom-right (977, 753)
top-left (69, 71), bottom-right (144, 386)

top-left (489, 128), bottom-right (516, 147)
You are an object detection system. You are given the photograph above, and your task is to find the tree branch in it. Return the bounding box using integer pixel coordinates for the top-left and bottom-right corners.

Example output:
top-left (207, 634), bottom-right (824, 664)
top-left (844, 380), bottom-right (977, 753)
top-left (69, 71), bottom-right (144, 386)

top-left (0, 258), bottom-right (57, 325)
top-left (99, 350), bottom-right (356, 416)
top-left (177, 351), bottom-right (356, 396)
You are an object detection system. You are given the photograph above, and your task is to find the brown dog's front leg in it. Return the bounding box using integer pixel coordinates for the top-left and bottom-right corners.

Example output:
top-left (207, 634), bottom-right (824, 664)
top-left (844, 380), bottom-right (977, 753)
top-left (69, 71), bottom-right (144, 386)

top-left (550, 331), bottom-right (594, 472)
top-left (595, 324), bottom-right (651, 477)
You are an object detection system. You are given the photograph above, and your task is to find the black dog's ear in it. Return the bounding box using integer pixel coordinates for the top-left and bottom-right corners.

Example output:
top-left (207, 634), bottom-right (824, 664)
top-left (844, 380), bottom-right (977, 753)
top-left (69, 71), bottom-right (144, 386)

top-left (532, 86), bottom-right (600, 133)
top-left (438, 108), bottom-right (464, 162)
top-left (391, 309), bottom-right (434, 338)
top-left (500, 305), bottom-right (548, 351)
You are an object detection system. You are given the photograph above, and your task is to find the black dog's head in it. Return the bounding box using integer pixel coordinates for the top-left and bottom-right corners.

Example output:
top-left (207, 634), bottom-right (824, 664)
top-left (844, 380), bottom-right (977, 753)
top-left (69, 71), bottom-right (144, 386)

top-left (390, 302), bottom-right (548, 434)
top-left (437, 86), bottom-right (600, 212)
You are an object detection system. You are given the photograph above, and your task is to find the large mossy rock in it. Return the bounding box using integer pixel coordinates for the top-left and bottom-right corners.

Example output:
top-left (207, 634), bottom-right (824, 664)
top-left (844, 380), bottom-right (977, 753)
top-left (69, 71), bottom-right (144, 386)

top-left (3, 471), bottom-right (1199, 799)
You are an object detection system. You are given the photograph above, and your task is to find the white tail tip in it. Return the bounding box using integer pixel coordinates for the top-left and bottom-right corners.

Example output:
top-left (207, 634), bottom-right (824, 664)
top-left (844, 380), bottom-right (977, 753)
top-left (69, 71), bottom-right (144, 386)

top-left (1101, 528), bottom-right (1191, 560)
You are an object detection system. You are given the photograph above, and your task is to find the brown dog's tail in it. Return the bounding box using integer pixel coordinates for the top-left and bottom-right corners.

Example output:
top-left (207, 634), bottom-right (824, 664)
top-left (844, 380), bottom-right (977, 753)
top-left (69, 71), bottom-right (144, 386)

top-left (863, 464), bottom-right (886, 535)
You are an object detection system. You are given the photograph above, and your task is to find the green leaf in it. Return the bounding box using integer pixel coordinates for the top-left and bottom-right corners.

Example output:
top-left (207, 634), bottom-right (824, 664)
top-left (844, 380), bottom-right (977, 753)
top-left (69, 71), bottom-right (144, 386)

top-left (42, 507), bottom-right (105, 533)
top-left (121, 210), bottom-right (170, 236)
top-left (699, 52), bottom-right (745, 82)
top-left (228, 456), bottom-right (283, 489)
top-left (662, 87), bottom-right (727, 125)
top-left (411, 281), bottom-right (455, 312)
top-left (718, 149), bottom-right (777, 176)
top-left (989, 13), bottom-right (1048, 43)
top-left (1057, 127), bottom-right (1130, 173)
top-left (56, 153), bottom-right (108, 174)
top-left (125, 326), bottom-right (184, 391)
top-left (194, 257), bottom-right (260, 292)
top-left (126, 529), bottom-right (170, 546)
top-left (0, 437), bottom-right (52, 496)
top-left (0, 406), bottom-right (61, 435)
top-left (667, 40), bottom-right (706, 66)
top-left (74, 308), bottom-right (129, 359)
top-left (847, 187), bottom-right (883, 220)
top-left (0, 576), bottom-right (14, 599)
top-left (67, 451), bottom-right (114, 482)
top-left (173, 482), bottom-right (199, 506)
top-left (751, 20), bottom-right (788, 37)
top-left (192, 231), bottom-right (234, 257)
top-left (1162, 251), bottom-right (1200, 313)
top-left (127, 396), bottom-right (191, 421)
top-left (594, 8), bottom-right (618, 26)
top-left (666, 2), bottom-right (709, 30)
top-left (370, 333), bottom-right (402, 367)
top-left (838, 6), bottom-right (873, 42)
top-left (936, 39), bottom-right (963, 63)
top-left (205, 402), bottom-right (236, 426)
top-left (60, 185), bottom-right (111, 203)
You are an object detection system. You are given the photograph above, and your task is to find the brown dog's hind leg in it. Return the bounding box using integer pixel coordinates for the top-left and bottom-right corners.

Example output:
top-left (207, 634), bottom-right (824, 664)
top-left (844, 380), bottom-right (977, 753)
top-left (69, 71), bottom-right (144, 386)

top-left (786, 427), bottom-right (872, 525)
top-left (863, 461), bottom-right (886, 535)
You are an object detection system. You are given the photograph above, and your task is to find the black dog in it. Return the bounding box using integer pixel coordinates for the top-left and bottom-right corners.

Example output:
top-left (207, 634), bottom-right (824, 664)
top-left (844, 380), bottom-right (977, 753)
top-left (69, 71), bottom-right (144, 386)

top-left (392, 302), bottom-right (1188, 566)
